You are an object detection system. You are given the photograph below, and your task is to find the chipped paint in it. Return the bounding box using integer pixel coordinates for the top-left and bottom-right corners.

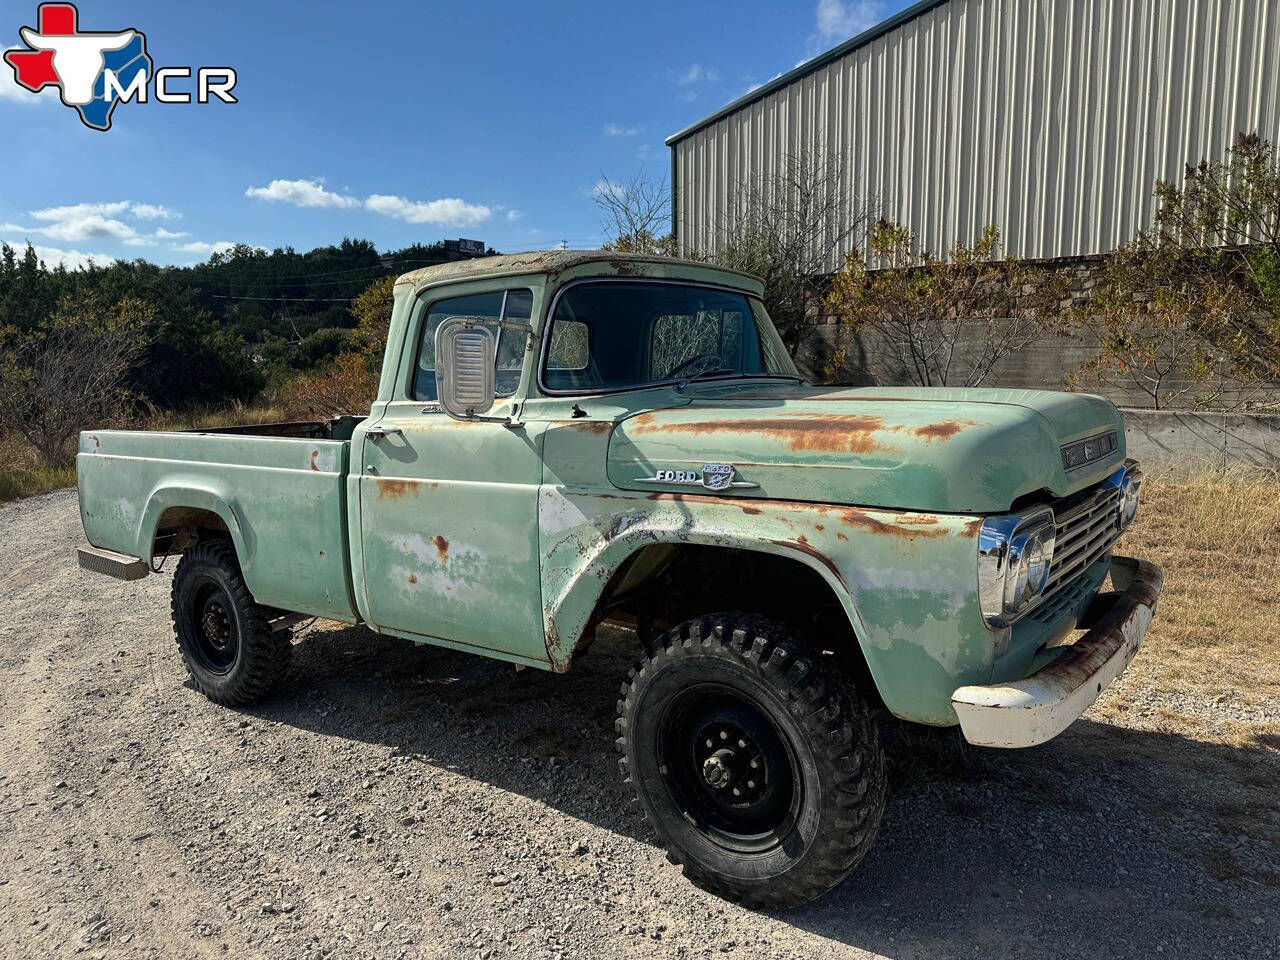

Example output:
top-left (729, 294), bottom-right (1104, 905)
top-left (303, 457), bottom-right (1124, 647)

top-left (913, 419), bottom-right (977, 440)
top-left (376, 478), bottom-right (417, 500)
top-left (608, 395), bottom-right (1126, 513)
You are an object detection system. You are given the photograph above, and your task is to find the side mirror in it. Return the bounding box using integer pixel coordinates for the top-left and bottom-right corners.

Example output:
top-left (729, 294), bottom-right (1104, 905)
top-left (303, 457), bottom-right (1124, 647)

top-left (434, 316), bottom-right (496, 420)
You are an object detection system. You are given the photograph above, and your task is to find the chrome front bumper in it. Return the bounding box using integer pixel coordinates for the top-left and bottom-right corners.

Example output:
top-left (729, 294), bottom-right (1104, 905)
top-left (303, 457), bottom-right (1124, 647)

top-left (952, 556), bottom-right (1163, 748)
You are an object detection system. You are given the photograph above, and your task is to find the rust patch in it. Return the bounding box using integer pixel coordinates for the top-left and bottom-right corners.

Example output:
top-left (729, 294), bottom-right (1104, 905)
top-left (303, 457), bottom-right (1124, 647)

top-left (309, 449), bottom-right (321, 471)
top-left (431, 535), bottom-right (450, 561)
top-left (815, 523), bottom-right (824, 531)
top-left (408, 573), bottom-right (418, 585)
top-left (570, 421), bottom-right (612, 434)
top-left (913, 419), bottom-right (977, 441)
top-left (1028, 558), bottom-right (1162, 699)
top-left (770, 538), bottom-right (844, 586)
top-left (963, 518), bottom-right (984, 537)
top-left (840, 508), bottom-right (948, 540)
top-left (741, 505), bottom-right (763, 515)
top-left (632, 414), bottom-right (889, 454)
top-left (376, 478), bottom-right (416, 500)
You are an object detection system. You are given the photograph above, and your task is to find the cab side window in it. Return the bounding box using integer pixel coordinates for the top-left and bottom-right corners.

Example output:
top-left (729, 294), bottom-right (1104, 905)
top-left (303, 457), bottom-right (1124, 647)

top-left (413, 289), bottom-right (531, 400)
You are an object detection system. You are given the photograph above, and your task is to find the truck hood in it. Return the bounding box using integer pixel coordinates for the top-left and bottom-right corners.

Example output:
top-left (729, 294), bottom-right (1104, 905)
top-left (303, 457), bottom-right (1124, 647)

top-left (606, 386), bottom-right (1126, 513)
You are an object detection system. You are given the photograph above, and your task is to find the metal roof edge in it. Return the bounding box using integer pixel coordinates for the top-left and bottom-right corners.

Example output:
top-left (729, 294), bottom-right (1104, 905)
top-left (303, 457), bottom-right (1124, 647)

top-left (664, 0), bottom-right (950, 146)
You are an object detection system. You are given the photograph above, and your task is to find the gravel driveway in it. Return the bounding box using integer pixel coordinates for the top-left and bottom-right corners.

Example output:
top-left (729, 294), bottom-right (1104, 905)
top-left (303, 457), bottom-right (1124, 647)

top-left (2, 488), bottom-right (1276, 959)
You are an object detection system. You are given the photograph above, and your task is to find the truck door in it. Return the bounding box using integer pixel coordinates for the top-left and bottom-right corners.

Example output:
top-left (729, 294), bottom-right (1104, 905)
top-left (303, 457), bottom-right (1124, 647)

top-left (357, 285), bottom-right (549, 663)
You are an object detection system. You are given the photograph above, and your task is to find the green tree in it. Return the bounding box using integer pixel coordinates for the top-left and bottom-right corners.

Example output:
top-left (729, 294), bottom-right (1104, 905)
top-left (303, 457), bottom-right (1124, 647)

top-left (824, 222), bottom-right (1065, 387)
top-left (1069, 132), bottom-right (1280, 408)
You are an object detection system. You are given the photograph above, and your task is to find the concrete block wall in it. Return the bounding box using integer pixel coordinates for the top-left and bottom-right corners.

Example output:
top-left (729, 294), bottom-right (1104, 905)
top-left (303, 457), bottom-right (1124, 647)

top-left (1122, 408), bottom-right (1280, 473)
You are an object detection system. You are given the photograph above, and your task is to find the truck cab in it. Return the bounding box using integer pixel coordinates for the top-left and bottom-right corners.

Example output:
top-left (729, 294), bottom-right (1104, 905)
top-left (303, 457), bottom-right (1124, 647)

top-left (76, 251), bottom-right (1161, 908)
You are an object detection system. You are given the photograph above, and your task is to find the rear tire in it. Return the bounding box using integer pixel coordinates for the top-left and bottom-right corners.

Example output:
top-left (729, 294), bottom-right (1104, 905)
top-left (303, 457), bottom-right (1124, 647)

top-left (170, 539), bottom-right (291, 706)
top-left (616, 613), bottom-right (885, 909)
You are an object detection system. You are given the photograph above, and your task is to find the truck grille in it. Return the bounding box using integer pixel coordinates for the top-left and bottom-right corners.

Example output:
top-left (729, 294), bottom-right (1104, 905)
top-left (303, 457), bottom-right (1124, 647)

top-left (1027, 471), bottom-right (1126, 622)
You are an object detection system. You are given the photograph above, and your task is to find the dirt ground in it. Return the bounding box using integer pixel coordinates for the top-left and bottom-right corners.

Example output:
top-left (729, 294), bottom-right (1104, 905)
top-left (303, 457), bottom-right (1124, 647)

top-left (1, 487), bottom-right (1277, 960)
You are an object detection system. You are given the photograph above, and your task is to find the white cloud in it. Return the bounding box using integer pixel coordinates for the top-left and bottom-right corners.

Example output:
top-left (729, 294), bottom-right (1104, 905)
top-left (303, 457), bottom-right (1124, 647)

top-left (589, 179), bottom-right (625, 201)
top-left (0, 241), bottom-right (115, 270)
top-left (364, 194), bottom-right (491, 227)
top-left (36, 213), bottom-right (143, 245)
top-left (130, 204), bottom-right (179, 220)
top-left (675, 64), bottom-right (718, 86)
top-left (177, 240), bottom-right (236, 257)
top-left (0, 72), bottom-right (58, 104)
top-left (30, 202), bottom-right (132, 221)
top-left (815, 0), bottom-right (881, 44)
top-left (152, 227), bottom-right (189, 240)
top-left (505, 209), bottom-right (523, 223)
top-left (244, 178), bottom-right (359, 209)
top-left (604, 123), bottom-right (640, 137)
top-left (20, 202), bottom-right (185, 246)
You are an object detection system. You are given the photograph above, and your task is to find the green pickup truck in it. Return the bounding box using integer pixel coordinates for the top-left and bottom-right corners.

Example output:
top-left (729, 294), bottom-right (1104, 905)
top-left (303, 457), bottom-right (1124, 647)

top-left (76, 251), bottom-right (1161, 907)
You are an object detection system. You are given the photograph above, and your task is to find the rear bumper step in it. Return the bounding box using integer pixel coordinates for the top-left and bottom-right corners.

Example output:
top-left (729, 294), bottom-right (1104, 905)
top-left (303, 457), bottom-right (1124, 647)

top-left (951, 556), bottom-right (1163, 748)
top-left (77, 544), bottom-right (149, 581)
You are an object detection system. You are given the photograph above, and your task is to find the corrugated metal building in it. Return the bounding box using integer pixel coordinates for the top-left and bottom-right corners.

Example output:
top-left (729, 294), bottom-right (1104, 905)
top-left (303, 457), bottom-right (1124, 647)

top-left (668, 0), bottom-right (1280, 270)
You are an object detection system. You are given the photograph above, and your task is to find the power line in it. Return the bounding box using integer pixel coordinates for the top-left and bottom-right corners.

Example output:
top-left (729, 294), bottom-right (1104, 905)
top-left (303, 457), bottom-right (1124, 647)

top-left (211, 294), bottom-right (362, 303)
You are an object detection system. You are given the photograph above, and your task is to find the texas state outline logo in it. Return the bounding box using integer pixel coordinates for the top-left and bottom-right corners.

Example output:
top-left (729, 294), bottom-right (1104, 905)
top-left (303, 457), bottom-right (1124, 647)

top-left (4, 3), bottom-right (237, 132)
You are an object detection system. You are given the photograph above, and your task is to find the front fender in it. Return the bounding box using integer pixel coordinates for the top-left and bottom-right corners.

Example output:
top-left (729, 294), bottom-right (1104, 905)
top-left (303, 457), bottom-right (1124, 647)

top-left (538, 488), bottom-right (994, 724)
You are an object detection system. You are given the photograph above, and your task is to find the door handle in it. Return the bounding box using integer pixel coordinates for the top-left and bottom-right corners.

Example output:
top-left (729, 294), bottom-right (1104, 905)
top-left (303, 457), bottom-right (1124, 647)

top-left (365, 426), bottom-right (404, 439)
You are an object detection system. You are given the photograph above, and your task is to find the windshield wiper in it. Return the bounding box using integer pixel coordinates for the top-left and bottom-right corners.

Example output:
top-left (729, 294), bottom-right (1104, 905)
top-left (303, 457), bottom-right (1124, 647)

top-left (676, 368), bottom-right (736, 390)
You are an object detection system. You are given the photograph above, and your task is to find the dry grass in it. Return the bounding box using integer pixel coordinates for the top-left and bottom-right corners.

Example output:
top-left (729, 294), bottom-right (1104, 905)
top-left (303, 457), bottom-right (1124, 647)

top-left (1098, 466), bottom-right (1280, 729)
top-left (0, 433), bottom-right (76, 502)
top-left (0, 403), bottom-right (287, 504)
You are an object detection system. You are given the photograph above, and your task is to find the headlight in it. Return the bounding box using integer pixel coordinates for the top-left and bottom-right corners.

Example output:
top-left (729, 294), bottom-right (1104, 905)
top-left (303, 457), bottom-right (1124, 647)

top-left (1118, 467), bottom-right (1142, 530)
top-left (978, 508), bottom-right (1057, 629)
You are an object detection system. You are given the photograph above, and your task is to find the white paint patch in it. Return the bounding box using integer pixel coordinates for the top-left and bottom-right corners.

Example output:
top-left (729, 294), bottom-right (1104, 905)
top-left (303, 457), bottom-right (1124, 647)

top-left (308, 447), bottom-right (340, 473)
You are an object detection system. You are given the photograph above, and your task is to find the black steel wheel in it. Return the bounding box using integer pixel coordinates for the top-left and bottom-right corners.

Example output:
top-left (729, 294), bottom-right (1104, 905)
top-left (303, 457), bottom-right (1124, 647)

top-left (617, 613), bottom-right (885, 909)
top-left (188, 579), bottom-right (240, 675)
top-left (170, 540), bottom-right (291, 706)
top-left (658, 685), bottom-right (801, 852)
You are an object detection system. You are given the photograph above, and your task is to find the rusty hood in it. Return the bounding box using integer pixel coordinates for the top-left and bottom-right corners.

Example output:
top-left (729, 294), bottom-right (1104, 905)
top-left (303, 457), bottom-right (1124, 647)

top-left (606, 386), bottom-right (1126, 513)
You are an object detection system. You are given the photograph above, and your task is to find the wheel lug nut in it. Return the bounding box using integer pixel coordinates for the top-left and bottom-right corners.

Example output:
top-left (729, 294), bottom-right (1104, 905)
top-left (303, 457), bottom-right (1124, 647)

top-left (749, 759), bottom-right (758, 769)
top-left (732, 787), bottom-right (741, 797)
top-left (705, 739), bottom-right (713, 748)
top-left (747, 780), bottom-right (756, 789)
top-left (738, 739), bottom-right (747, 748)
top-left (719, 730), bottom-right (728, 740)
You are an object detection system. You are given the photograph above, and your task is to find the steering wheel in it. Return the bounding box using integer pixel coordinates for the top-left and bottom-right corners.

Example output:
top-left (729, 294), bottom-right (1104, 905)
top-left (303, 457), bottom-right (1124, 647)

top-left (666, 353), bottom-right (725, 380)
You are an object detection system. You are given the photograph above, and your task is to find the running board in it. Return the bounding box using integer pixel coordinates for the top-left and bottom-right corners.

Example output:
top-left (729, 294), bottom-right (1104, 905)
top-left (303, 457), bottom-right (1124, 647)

top-left (77, 544), bottom-right (149, 581)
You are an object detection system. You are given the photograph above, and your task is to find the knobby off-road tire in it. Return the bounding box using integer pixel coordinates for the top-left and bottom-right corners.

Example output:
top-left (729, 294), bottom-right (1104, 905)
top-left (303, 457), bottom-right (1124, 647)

top-left (170, 539), bottom-right (292, 706)
top-left (616, 613), bottom-right (885, 909)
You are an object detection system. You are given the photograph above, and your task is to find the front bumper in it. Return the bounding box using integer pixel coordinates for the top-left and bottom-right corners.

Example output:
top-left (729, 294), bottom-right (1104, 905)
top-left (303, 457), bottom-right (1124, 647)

top-left (951, 556), bottom-right (1163, 748)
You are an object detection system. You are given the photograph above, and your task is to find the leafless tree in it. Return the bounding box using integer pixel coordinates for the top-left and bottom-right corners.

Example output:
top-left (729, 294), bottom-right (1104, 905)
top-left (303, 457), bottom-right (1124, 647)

top-left (0, 294), bottom-right (154, 463)
top-left (593, 171), bottom-right (676, 256)
top-left (707, 151), bottom-right (869, 351)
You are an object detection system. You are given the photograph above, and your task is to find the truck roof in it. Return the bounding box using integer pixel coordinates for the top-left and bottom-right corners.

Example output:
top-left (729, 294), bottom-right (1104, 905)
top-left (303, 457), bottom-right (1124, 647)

top-left (393, 249), bottom-right (763, 292)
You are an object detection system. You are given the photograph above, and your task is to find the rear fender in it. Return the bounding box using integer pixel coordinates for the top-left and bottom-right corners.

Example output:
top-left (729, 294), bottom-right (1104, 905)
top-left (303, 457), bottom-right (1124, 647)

top-left (139, 485), bottom-right (247, 566)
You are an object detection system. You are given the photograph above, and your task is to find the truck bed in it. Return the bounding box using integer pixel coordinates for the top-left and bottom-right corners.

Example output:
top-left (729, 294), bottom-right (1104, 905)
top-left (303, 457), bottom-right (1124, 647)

top-left (76, 418), bottom-right (362, 623)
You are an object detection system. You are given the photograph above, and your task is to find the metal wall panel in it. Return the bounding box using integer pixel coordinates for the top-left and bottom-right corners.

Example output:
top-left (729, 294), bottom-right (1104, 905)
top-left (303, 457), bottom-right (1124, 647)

top-left (670, 0), bottom-right (1280, 270)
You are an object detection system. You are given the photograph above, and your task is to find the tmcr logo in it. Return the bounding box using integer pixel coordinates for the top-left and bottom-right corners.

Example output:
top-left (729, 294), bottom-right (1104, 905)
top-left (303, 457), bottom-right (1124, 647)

top-left (3, 3), bottom-right (237, 131)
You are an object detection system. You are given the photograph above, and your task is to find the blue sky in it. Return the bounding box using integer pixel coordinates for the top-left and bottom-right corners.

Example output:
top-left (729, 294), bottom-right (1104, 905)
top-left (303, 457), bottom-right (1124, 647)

top-left (0, 0), bottom-right (912, 268)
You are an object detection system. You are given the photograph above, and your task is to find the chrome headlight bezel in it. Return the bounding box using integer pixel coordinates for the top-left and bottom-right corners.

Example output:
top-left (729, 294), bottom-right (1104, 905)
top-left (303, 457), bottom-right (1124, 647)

top-left (978, 507), bottom-right (1057, 629)
top-left (1118, 466), bottom-right (1142, 531)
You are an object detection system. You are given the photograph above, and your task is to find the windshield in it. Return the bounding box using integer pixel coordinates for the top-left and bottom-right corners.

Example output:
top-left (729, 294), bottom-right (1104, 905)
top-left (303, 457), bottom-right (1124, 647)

top-left (541, 281), bottom-right (798, 393)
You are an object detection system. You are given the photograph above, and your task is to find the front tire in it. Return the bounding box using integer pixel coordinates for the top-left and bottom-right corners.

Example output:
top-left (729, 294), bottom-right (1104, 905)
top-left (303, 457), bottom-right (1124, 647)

top-left (616, 613), bottom-right (885, 909)
top-left (170, 540), bottom-right (291, 706)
